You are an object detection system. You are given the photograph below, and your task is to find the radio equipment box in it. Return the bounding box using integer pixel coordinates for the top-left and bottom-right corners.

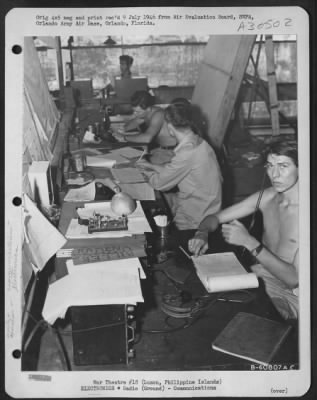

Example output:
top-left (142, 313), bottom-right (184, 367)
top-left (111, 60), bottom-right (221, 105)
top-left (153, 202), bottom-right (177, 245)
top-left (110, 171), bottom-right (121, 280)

top-left (70, 304), bottom-right (136, 366)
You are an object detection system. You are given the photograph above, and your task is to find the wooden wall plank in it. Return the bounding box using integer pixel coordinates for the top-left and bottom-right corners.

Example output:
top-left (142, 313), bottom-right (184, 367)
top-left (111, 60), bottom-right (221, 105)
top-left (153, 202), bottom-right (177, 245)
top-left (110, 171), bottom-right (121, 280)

top-left (192, 35), bottom-right (256, 148)
top-left (264, 35), bottom-right (280, 136)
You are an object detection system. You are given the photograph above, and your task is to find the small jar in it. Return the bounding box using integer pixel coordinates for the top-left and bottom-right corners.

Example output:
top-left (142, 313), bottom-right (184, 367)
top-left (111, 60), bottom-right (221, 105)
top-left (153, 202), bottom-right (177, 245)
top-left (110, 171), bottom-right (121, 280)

top-left (73, 154), bottom-right (86, 172)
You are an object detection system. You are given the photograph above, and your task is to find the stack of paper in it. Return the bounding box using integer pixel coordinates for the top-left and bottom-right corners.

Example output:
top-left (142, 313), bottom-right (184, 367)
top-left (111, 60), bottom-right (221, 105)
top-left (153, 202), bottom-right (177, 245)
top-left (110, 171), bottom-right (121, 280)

top-left (64, 181), bottom-right (96, 202)
top-left (118, 182), bottom-right (155, 201)
top-left (86, 148), bottom-right (145, 168)
top-left (86, 154), bottom-right (127, 168)
top-left (111, 167), bottom-right (146, 184)
top-left (66, 257), bottom-right (146, 279)
top-left (192, 252), bottom-right (259, 293)
top-left (65, 201), bottom-right (152, 239)
top-left (42, 262), bottom-right (144, 324)
top-left (23, 194), bottom-right (67, 271)
top-left (108, 147), bottom-right (145, 160)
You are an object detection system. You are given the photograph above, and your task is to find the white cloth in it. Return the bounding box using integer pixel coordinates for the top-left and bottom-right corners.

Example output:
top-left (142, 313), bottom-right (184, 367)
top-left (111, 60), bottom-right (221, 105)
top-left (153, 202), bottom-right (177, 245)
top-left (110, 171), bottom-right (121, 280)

top-left (252, 263), bottom-right (298, 320)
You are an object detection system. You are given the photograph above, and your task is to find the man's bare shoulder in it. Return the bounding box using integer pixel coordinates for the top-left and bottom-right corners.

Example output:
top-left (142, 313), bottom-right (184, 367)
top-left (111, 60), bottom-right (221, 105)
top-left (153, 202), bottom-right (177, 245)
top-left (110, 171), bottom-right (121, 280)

top-left (151, 107), bottom-right (165, 119)
top-left (260, 187), bottom-right (278, 206)
top-left (148, 108), bottom-right (165, 126)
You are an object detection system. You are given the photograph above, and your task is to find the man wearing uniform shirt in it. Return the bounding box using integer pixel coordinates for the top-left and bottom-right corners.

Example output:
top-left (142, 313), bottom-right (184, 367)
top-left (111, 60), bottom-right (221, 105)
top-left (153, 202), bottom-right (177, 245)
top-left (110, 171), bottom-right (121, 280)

top-left (136, 102), bottom-right (222, 230)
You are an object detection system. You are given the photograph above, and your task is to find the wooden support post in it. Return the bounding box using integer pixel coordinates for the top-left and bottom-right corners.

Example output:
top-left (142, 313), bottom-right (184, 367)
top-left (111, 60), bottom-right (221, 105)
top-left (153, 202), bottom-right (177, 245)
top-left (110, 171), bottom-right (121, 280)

top-left (55, 36), bottom-right (65, 109)
top-left (264, 35), bottom-right (280, 136)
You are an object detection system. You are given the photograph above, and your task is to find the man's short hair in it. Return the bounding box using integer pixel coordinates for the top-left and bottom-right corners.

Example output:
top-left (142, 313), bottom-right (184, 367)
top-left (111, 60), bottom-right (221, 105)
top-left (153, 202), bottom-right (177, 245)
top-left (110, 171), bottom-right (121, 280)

top-left (170, 97), bottom-right (191, 106)
top-left (165, 102), bottom-right (208, 138)
top-left (119, 55), bottom-right (134, 66)
top-left (164, 102), bottom-right (193, 129)
top-left (266, 139), bottom-right (298, 167)
top-left (131, 90), bottom-right (155, 109)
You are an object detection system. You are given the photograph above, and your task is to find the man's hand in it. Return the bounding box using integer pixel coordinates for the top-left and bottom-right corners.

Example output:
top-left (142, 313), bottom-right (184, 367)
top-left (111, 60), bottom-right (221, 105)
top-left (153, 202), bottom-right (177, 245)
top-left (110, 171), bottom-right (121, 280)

top-left (112, 130), bottom-right (127, 142)
top-left (188, 232), bottom-right (208, 257)
top-left (221, 220), bottom-right (253, 248)
top-left (136, 160), bottom-right (160, 172)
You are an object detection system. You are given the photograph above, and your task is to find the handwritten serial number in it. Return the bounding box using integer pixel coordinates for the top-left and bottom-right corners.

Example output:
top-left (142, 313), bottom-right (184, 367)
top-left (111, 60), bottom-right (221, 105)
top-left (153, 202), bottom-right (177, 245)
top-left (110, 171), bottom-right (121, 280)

top-left (238, 18), bottom-right (292, 31)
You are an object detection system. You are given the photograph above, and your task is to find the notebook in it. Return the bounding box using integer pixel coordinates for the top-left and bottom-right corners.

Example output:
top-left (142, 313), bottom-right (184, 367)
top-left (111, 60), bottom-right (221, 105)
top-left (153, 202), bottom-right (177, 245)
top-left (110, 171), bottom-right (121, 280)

top-left (212, 312), bottom-right (292, 366)
top-left (192, 252), bottom-right (259, 293)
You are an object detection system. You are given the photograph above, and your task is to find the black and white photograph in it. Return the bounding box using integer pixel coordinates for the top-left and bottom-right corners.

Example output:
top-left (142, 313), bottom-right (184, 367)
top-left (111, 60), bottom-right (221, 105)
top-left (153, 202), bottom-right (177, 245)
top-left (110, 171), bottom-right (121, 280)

top-left (4, 6), bottom-right (311, 398)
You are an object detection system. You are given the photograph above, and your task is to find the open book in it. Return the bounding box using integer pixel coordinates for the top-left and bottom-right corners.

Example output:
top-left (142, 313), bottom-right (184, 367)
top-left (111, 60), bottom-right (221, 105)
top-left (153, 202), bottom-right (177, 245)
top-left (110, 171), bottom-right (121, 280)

top-left (212, 312), bottom-right (292, 366)
top-left (192, 252), bottom-right (259, 293)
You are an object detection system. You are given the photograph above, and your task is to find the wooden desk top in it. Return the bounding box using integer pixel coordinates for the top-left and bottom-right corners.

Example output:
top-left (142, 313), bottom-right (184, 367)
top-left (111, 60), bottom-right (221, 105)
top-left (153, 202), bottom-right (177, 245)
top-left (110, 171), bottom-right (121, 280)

top-left (50, 130), bottom-right (299, 371)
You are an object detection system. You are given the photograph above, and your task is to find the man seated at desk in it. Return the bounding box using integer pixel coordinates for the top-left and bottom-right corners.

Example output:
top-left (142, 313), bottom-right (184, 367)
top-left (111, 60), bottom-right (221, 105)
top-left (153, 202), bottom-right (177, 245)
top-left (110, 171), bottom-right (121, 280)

top-left (188, 140), bottom-right (299, 320)
top-left (114, 92), bottom-right (191, 164)
top-left (135, 102), bottom-right (223, 230)
top-left (119, 54), bottom-right (134, 79)
top-left (105, 55), bottom-right (134, 96)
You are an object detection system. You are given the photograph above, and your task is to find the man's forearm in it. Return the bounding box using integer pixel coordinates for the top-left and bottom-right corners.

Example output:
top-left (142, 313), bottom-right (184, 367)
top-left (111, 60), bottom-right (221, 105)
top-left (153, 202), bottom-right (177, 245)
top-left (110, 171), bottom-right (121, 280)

top-left (125, 132), bottom-right (152, 143)
top-left (124, 118), bottom-right (143, 132)
top-left (256, 249), bottom-right (298, 288)
top-left (195, 215), bottom-right (220, 238)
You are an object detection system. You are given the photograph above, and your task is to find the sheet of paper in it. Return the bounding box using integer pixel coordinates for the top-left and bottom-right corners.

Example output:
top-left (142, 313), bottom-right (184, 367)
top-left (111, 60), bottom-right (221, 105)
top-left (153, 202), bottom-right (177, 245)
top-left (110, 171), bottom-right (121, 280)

top-left (66, 257), bottom-right (146, 279)
top-left (86, 155), bottom-right (117, 168)
top-left (64, 181), bottom-right (96, 202)
top-left (109, 115), bottom-right (131, 123)
top-left (119, 182), bottom-right (155, 200)
top-left (111, 167), bottom-right (146, 183)
top-left (23, 194), bottom-right (67, 270)
top-left (192, 252), bottom-right (259, 293)
top-left (42, 266), bottom-right (144, 324)
top-left (108, 147), bottom-right (145, 159)
top-left (71, 148), bottom-right (103, 156)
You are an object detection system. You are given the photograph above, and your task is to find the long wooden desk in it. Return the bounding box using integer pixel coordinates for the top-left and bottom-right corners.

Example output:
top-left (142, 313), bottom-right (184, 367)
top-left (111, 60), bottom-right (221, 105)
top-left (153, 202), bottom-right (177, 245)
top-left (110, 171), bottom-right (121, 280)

top-left (46, 194), bottom-right (299, 371)
top-left (36, 103), bottom-right (299, 371)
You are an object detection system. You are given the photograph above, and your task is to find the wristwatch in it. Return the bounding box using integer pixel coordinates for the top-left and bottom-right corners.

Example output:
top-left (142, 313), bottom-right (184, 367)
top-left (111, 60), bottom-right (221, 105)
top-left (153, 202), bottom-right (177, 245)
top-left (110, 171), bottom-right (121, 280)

top-left (250, 243), bottom-right (264, 258)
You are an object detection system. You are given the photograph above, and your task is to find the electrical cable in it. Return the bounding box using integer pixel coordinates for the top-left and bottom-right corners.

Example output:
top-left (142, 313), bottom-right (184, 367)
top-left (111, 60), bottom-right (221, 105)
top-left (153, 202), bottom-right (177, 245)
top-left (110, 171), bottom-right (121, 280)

top-left (248, 169), bottom-right (267, 232)
top-left (151, 268), bottom-right (185, 293)
top-left (22, 319), bottom-right (48, 353)
top-left (23, 310), bottom-right (127, 371)
top-left (142, 295), bottom-right (222, 334)
top-left (24, 310), bottom-right (126, 336)
top-left (141, 318), bottom-right (190, 334)
top-left (54, 325), bottom-right (72, 371)
top-left (240, 169), bottom-right (267, 258)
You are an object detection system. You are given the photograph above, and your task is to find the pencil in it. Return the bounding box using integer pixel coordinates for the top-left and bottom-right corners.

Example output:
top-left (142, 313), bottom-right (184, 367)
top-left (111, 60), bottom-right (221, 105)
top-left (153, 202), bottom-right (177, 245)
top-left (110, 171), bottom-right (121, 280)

top-left (179, 245), bottom-right (191, 259)
top-left (137, 149), bottom-right (146, 162)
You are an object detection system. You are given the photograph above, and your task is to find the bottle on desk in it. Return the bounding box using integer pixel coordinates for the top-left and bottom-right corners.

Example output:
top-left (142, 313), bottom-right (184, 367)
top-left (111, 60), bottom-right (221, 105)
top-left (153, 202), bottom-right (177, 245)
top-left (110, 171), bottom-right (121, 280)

top-left (102, 110), bottom-right (111, 136)
top-left (74, 116), bottom-right (82, 147)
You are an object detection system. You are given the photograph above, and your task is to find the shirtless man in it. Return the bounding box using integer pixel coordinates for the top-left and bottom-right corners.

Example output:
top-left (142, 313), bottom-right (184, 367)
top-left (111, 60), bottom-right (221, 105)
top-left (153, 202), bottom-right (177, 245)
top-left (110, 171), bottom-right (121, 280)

top-left (188, 140), bottom-right (299, 320)
top-left (114, 91), bottom-right (181, 164)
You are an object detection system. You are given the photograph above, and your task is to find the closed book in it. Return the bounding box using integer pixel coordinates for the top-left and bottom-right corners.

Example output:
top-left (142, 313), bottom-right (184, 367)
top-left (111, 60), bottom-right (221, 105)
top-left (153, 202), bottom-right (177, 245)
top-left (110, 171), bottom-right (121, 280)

top-left (212, 312), bottom-right (292, 366)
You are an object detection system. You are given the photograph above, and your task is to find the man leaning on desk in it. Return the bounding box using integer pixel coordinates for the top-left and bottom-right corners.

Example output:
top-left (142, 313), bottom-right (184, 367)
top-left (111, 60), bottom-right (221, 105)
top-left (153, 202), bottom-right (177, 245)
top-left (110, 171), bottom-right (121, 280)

top-left (114, 91), bottom-right (184, 165)
top-left (136, 102), bottom-right (223, 231)
top-left (188, 140), bottom-right (299, 321)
